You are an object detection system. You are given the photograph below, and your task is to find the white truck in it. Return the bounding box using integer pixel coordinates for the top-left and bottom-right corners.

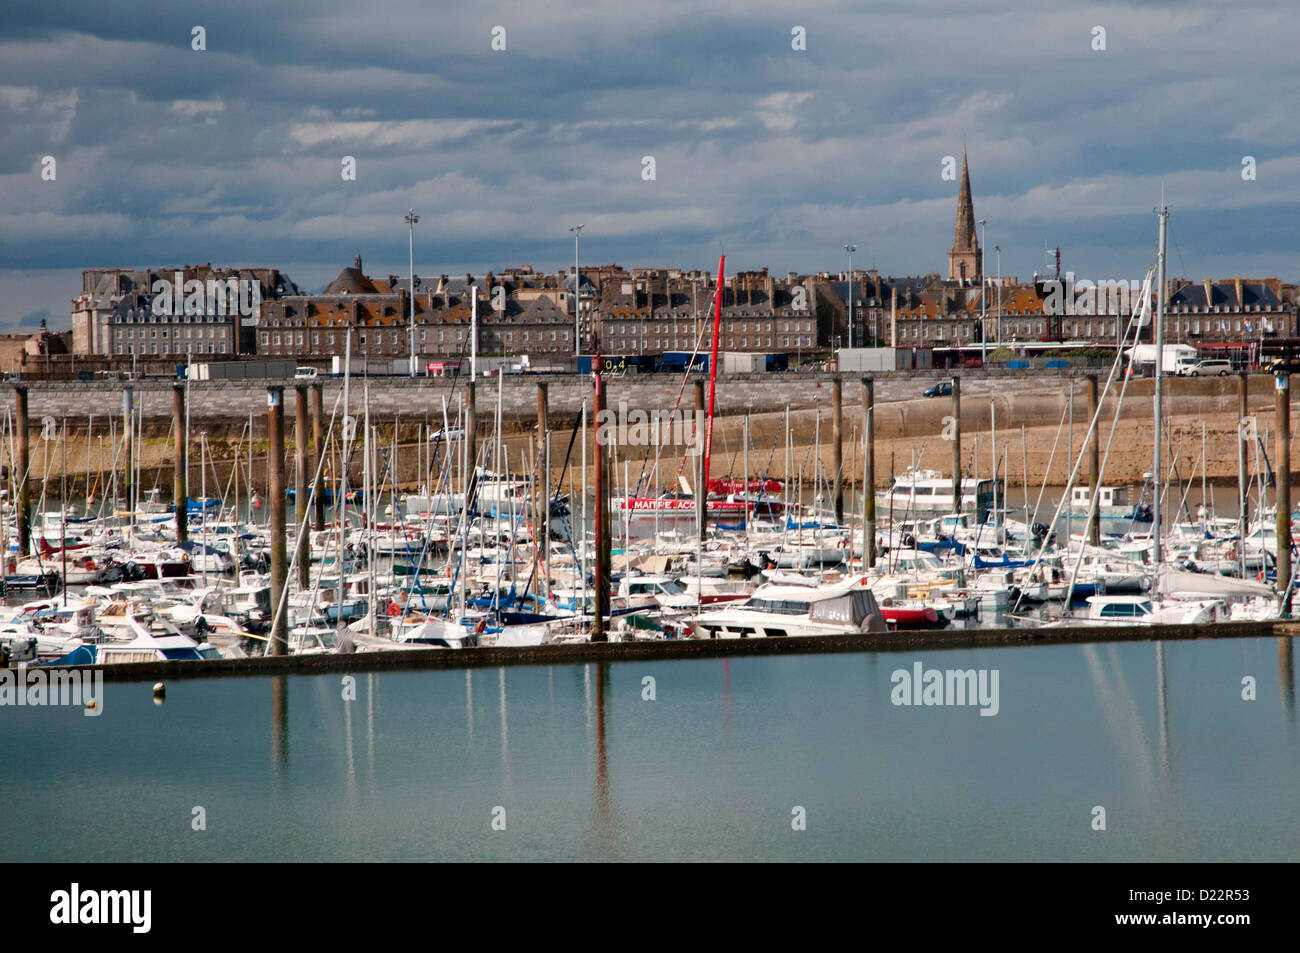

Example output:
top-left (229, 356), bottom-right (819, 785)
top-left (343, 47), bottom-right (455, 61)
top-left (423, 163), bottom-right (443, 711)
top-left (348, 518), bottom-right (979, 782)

top-left (1125, 344), bottom-right (1198, 376)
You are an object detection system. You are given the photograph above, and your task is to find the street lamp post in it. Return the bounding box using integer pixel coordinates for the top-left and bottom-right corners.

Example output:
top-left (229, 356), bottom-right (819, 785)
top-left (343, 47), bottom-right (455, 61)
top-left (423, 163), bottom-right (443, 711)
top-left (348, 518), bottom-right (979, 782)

top-left (405, 209), bottom-right (420, 377)
top-left (570, 224), bottom-right (584, 355)
top-left (978, 220), bottom-right (987, 362)
top-left (843, 244), bottom-right (857, 349)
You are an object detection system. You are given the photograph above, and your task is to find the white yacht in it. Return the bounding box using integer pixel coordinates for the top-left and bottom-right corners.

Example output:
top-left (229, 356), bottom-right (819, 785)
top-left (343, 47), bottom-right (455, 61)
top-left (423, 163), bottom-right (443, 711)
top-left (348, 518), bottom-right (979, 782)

top-left (691, 576), bottom-right (886, 639)
top-left (877, 468), bottom-right (994, 518)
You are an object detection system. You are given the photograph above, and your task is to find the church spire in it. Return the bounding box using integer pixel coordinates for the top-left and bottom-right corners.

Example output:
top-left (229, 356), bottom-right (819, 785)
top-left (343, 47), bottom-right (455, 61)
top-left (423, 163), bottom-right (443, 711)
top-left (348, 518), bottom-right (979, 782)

top-left (948, 148), bottom-right (981, 283)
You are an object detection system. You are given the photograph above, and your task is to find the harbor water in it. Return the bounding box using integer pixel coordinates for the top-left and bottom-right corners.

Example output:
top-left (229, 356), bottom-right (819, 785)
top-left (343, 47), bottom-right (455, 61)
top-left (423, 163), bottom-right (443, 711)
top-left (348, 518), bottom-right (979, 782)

top-left (4, 635), bottom-right (1296, 862)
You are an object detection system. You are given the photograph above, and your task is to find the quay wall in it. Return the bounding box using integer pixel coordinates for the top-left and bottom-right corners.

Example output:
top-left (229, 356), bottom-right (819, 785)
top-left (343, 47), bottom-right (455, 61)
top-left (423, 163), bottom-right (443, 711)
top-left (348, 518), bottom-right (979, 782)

top-left (13, 369), bottom-right (1277, 429)
top-left (55, 619), bottom-right (1285, 683)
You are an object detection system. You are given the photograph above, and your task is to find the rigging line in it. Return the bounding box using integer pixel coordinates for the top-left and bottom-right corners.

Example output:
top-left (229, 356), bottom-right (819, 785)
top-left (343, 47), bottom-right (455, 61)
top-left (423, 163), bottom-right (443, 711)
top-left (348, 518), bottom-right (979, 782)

top-left (1011, 266), bottom-right (1155, 615)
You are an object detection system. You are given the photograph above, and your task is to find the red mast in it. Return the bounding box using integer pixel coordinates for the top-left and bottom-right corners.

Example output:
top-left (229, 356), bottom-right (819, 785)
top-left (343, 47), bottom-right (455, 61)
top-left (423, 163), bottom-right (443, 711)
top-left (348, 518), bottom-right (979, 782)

top-left (703, 254), bottom-right (726, 489)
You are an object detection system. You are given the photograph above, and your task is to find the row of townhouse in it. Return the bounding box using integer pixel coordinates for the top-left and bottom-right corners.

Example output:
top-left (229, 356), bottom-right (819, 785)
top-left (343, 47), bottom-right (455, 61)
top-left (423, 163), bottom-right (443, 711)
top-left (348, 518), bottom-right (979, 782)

top-left (70, 259), bottom-right (1299, 364)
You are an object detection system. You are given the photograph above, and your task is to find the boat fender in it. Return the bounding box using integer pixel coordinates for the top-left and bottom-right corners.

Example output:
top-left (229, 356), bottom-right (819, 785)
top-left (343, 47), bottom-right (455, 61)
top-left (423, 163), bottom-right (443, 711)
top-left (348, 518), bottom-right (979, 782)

top-left (387, 602), bottom-right (401, 616)
top-left (152, 682), bottom-right (166, 697)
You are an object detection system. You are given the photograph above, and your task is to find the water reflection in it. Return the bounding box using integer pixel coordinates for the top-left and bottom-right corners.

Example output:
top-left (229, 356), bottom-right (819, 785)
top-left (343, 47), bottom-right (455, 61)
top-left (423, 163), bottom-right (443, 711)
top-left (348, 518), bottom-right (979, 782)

top-left (465, 669), bottom-right (474, 745)
top-left (270, 675), bottom-right (289, 772)
top-left (367, 672), bottom-right (376, 798)
top-left (499, 667), bottom-right (510, 786)
top-left (1155, 642), bottom-right (1172, 788)
top-left (592, 661), bottom-right (615, 860)
top-left (1082, 644), bottom-right (1157, 795)
top-left (1280, 637), bottom-right (1295, 722)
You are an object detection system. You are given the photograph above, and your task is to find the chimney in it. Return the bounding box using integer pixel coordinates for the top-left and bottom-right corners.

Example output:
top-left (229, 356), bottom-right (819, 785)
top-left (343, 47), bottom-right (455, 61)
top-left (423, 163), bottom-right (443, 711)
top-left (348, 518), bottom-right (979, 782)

top-left (354, 254), bottom-right (362, 272)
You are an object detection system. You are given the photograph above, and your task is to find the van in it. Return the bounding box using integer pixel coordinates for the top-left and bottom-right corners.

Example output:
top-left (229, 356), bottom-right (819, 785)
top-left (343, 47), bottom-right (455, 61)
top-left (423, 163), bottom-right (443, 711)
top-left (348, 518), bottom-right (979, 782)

top-left (1187, 359), bottom-right (1233, 377)
top-left (294, 366), bottom-right (318, 380)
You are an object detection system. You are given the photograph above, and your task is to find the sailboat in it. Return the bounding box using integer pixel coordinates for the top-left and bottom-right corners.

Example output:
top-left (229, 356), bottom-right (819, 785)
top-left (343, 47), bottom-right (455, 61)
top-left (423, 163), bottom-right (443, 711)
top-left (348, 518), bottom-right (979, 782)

top-left (615, 255), bottom-right (786, 519)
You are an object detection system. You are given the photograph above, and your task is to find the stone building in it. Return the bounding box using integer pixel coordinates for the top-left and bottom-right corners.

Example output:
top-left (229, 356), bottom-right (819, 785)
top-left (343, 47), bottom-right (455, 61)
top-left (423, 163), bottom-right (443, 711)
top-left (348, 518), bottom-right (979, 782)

top-left (75, 265), bottom-right (294, 356)
top-left (594, 268), bottom-right (819, 356)
top-left (257, 257), bottom-right (578, 363)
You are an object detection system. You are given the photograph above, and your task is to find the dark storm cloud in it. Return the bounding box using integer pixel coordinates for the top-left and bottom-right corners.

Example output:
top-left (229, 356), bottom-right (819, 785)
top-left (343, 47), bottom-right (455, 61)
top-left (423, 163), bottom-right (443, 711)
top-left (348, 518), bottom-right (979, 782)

top-left (2, 0), bottom-right (1298, 330)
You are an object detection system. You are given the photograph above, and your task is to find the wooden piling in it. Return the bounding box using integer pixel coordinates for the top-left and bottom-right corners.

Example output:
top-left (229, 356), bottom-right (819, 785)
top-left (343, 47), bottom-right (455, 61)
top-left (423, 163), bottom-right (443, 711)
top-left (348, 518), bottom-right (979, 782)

top-left (268, 386), bottom-right (288, 655)
top-left (1086, 374), bottom-right (1099, 546)
top-left (295, 384), bottom-right (310, 591)
top-left (172, 384), bottom-right (188, 543)
top-left (14, 387), bottom-right (29, 556)
top-left (1276, 373), bottom-right (1291, 615)
top-left (950, 376), bottom-right (962, 514)
top-left (862, 377), bottom-right (875, 568)
top-left (832, 377), bottom-right (843, 524)
top-left (593, 361), bottom-right (609, 642)
top-left (311, 383), bottom-right (325, 531)
top-left (537, 382), bottom-right (550, 596)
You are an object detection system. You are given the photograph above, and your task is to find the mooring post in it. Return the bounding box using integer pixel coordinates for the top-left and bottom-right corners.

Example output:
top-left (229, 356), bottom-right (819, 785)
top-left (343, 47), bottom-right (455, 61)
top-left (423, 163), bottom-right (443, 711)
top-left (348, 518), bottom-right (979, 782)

top-left (694, 379), bottom-right (706, 540)
top-left (1086, 373), bottom-right (1100, 546)
top-left (832, 377), bottom-right (844, 524)
top-left (295, 384), bottom-right (310, 591)
top-left (14, 386), bottom-right (29, 557)
top-left (171, 384), bottom-right (188, 543)
top-left (951, 375), bottom-right (962, 515)
top-left (537, 382), bottom-right (550, 596)
top-left (593, 361), bottom-right (609, 642)
top-left (123, 386), bottom-right (134, 535)
top-left (311, 382), bottom-right (325, 531)
top-left (1238, 371), bottom-right (1249, 552)
top-left (268, 385), bottom-right (288, 655)
top-left (862, 377), bottom-right (876, 568)
top-left (1276, 372), bottom-right (1292, 615)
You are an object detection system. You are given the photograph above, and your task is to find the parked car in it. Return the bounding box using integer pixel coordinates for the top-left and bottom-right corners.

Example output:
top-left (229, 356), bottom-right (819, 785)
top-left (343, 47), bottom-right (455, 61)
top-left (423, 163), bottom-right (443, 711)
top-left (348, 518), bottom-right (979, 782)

top-left (294, 366), bottom-right (319, 380)
top-left (1186, 359), bottom-right (1233, 377)
top-left (923, 381), bottom-right (953, 398)
top-left (431, 427), bottom-right (465, 442)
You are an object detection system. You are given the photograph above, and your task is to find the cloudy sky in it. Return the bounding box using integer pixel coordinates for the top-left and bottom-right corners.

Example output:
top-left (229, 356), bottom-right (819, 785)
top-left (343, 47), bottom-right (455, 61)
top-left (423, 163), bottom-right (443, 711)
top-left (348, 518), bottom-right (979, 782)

top-left (2, 0), bottom-right (1297, 331)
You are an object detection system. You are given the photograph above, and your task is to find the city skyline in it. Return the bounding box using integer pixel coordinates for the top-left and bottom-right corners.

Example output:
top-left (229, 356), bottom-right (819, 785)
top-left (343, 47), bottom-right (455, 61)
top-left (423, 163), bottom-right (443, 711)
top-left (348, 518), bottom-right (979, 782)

top-left (4, 1), bottom-right (1299, 330)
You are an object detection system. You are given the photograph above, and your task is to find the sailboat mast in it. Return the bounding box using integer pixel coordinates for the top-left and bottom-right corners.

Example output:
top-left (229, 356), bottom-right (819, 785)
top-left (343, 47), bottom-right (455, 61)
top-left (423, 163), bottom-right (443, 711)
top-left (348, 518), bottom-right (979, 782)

top-left (703, 254), bottom-right (726, 489)
top-left (1153, 202), bottom-right (1169, 568)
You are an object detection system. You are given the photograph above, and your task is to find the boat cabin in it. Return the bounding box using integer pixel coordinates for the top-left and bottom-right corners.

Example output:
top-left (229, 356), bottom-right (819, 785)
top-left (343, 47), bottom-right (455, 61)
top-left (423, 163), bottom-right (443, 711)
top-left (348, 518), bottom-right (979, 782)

top-left (1070, 486), bottom-right (1131, 509)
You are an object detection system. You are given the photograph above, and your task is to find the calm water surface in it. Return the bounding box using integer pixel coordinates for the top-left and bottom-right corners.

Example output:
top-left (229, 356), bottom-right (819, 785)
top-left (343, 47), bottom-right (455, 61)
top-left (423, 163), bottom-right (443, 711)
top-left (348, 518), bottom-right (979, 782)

top-left (2, 637), bottom-right (1297, 862)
